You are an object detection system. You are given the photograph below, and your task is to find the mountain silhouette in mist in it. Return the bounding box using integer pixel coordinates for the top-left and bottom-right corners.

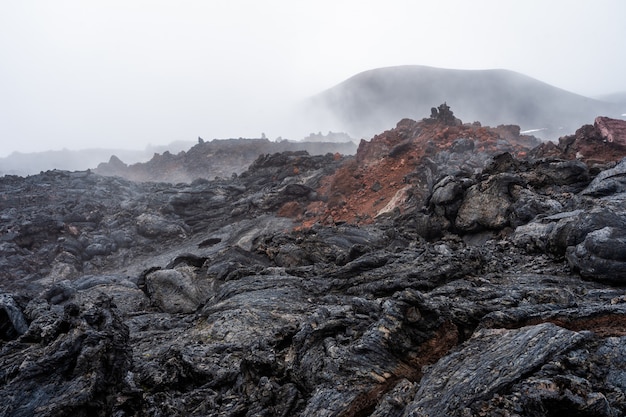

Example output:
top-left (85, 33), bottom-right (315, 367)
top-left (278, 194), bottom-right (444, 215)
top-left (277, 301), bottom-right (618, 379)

top-left (307, 65), bottom-right (624, 139)
top-left (0, 142), bottom-right (194, 176)
top-left (597, 91), bottom-right (626, 106)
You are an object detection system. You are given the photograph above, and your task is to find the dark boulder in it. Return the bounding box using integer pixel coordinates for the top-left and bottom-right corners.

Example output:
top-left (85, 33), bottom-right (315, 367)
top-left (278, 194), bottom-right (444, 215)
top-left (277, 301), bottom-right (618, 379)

top-left (404, 324), bottom-right (588, 417)
top-left (582, 157), bottom-right (626, 197)
top-left (0, 296), bottom-right (136, 416)
top-left (567, 226), bottom-right (626, 284)
top-left (0, 294), bottom-right (28, 341)
top-left (455, 172), bottom-right (523, 232)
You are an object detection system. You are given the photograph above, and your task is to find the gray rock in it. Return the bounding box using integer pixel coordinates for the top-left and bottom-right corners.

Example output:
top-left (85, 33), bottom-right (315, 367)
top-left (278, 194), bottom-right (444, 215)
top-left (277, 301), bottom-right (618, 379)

top-left (145, 266), bottom-right (213, 313)
top-left (582, 157), bottom-right (626, 196)
top-left (567, 226), bottom-right (626, 283)
top-left (455, 173), bottom-right (523, 232)
top-left (597, 336), bottom-right (626, 393)
top-left (531, 159), bottom-right (590, 187)
top-left (430, 176), bottom-right (463, 207)
top-left (135, 213), bottom-right (187, 239)
top-left (403, 324), bottom-right (587, 417)
top-left (0, 296), bottom-right (135, 416)
top-left (429, 176), bottom-right (472, 220)
top-left (3, 146), bottom-right (626, 416)
top-left (513, 208), bottom-right (626, 261)
top-left (0, 293), bottom-right (29, 340)
top-left (510, 186), bottom-right (563, 227)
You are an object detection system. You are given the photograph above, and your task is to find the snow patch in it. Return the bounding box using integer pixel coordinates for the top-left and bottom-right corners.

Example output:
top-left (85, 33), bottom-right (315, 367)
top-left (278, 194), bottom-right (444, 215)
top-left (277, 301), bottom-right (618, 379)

top-left (520, 128), bottom-right (548, 134)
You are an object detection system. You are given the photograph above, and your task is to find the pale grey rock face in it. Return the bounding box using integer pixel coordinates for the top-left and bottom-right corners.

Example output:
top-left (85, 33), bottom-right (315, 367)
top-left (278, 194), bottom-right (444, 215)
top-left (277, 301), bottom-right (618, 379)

top-left (455, 172), bottom-right (521, 232)
top-left (135, 213), bottom-right (188, 239)
top-left (145, 267), bottom-right (212, 313)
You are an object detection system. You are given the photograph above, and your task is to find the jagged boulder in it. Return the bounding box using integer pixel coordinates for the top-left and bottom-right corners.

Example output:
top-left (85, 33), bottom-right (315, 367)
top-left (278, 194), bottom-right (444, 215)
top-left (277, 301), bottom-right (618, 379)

top-left (0, 294), bottom-right (28, 341)
top-left (404, 324), bottom-right (588, 417)
top-left (0, 296), bottom-right (136, 416)
top-left (582, 157), bottom-right (626, 197)
top-left (429, 175), bottom-right (472, 219)
top-left (145, 266), bottom-right (213, 313)
top-left (595, 116), bottom-right (626, 147)
top-left (455, 172), bottom-right (523, 232)
top-left (567, 226), bottom-right (626, 284)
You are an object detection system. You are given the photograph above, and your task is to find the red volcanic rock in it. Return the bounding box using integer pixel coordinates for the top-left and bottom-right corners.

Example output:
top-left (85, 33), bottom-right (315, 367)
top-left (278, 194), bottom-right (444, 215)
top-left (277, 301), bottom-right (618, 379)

top-left (595, 116), bottom-right (626, 146)
top-left (277, 201), bottom-right (304, 219)
top-left (304, 106), bottom-right (542, 226)
top-left (531, 117), bottom-right (626, 164)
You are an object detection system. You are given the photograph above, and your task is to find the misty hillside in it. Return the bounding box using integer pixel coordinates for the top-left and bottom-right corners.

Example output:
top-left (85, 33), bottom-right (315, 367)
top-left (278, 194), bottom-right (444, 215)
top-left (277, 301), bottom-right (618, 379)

top-left (307, 65), bottom-right (625, 139)
top-left (0, 142), bottom-right (195, 177)
top-left (597, 91), bottom-right (626, 106)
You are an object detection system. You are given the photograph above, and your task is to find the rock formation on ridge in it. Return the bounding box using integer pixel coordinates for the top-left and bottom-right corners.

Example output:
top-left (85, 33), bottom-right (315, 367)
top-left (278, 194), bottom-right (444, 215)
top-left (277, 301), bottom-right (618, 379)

top-left (94, 138), bottom-right (357, 183)
top-left (531, 116), bottom-right (626, 164)
top-left (1, 107), bottom-right (626, 416)
top-left (300, 109), bottom-right (541, 227)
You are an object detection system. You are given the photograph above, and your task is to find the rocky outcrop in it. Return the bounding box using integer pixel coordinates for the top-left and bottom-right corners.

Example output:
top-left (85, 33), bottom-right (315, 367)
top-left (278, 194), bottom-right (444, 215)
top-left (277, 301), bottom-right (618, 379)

top-left (0, 294), bottom-right (28, 341)
top-left (2, 109), bottom-right (626, 416)
top-left (596, 116), bottom-right (626, 146)
top-left (531, 116), bottom-right (626, 164)
top-left (94, 138), bottom-right (357, 183)
top-left (303, 111), bottom-right (541, 226)
top-left (404, 324), bottom-right (589, 417)
top-left (429, 102), bottom-right (462, 126)
top-left (511, 157), bottom-right (626, 284)
top-left (0, 295), bottom-right (135, 416)
top-left (566, 226), bottom-right (626, 283)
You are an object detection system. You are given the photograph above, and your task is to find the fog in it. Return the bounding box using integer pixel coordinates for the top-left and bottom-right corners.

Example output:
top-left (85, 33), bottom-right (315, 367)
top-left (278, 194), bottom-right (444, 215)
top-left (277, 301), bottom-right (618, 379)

top-left (1, 0), bottom-right (626, 158)
top-left (306, 65), bottom-right (626, 142)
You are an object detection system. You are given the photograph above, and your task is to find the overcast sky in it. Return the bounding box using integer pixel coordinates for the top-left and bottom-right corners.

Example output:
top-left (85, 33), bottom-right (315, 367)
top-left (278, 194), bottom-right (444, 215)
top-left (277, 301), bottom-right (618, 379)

top-left (1, 0), bottom-right (625, 157)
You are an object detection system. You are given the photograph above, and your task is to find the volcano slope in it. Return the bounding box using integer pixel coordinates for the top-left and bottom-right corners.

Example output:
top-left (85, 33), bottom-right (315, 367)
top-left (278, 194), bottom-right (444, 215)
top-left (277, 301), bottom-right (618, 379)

top-left (1, 108), bottom-right (626, 416)
top-left (306, 65), bottom-right (624, 140)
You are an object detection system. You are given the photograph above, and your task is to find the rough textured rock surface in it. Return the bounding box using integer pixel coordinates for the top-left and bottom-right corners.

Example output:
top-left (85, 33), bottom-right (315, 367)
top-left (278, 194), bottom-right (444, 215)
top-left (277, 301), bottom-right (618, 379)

top-left (404, 324), bottom-right (588, 417)
top-left (0, 295), bottom-right (134, 416)
top-left (512, 157), bottom-right (626, 284)
top-left (531, 116), bottom-right (626, 164)
top-left (2, 108), bottom-right (626, 416)
top-left (300, 113), bottom-right (541, 226)
top-left (595, 116), bottom-right (626, 147)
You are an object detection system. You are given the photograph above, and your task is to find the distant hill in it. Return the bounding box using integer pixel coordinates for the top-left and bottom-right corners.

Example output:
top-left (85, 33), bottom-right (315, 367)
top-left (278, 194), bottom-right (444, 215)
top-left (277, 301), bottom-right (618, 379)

top-left (0, 137), bottom-right (357, 180)
top-left (306, 65), bottom-right (625, 139)
top-left (0, 142), bottom-right (194, 177)
top-left (597, 91), bottom-right (626, 106)
top-left (94, 138), bottom-right (357, 183)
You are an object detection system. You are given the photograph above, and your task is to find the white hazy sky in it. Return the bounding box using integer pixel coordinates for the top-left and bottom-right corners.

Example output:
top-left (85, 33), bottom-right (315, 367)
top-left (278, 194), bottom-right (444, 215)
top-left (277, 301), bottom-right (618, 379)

top-left (1, 0), bottom-right (626, 156)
